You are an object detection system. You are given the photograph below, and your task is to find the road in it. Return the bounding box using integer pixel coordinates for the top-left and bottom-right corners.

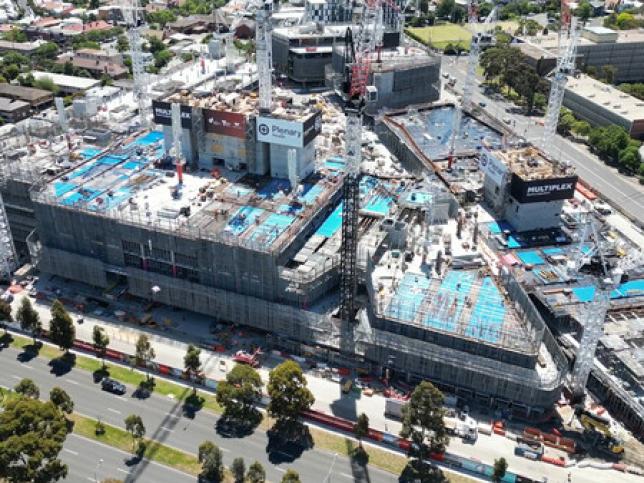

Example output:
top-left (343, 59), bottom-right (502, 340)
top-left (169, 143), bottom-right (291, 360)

top-left (62, 433), bottom-right (193, 483)
top-left (441, 56), bottom-right (644, 226)
top-left (0, 344), bottom-right (396, 483)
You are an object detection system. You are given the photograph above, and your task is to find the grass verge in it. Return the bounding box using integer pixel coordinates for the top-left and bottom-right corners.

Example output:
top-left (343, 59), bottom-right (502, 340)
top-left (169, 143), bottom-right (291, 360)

top-left (71, 413), bottom-right (204, 476)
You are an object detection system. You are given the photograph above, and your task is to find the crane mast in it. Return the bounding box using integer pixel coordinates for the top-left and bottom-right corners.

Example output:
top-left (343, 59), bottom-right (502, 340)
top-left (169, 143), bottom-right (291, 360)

top-left (121, 0), bottom-right (149, 127)
top-left (542, 0), bottom-right (579, 148)
top-left (339, 0), bottom-right (380, 322)
top-left (256, 0), bottom-right (273, 112)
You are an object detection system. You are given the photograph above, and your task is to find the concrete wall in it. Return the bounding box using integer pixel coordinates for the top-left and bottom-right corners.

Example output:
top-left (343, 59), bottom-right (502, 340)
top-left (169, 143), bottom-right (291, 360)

top-left (504, 198), bottom-right (564, 231)
top-left (1, 178), bottom-right (37, 261)
top-left (269, 141), bottom-right (316, 179)
top-left (369, 60), bottom-right (441, 112)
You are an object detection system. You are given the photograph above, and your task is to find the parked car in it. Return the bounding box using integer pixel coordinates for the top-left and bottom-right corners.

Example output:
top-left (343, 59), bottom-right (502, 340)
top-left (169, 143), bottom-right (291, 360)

top-left (101, 378), bottom-right (126, 395)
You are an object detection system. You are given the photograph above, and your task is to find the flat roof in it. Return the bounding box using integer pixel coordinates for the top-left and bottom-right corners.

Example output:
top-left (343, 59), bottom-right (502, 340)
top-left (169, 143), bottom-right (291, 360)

top-left (584, 26), bottom-right (616, 35)
top-left (273, 23), bottom-right (351, 40)
top-left (566, 74), bottom-right (644, 122)
top-left (32, 71), bottom-right (101, 90)
top-left (290, 46), bottom-right (333, 54)
top-left (0, 97), bottom-right (29, 112)
top-left (522, 28), bottom-right (644, 49)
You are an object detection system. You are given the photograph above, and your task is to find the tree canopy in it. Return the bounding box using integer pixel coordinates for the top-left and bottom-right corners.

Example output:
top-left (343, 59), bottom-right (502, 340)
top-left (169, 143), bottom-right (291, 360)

top-left (92, 325), bottom-right (110, 368)
top-left (354, 413), bottom-right (369, 446)
top-left (216, 363), bottom-right (262, 421)
top-left (400, 381), bottom-right (448, 476)
top-left (231, 457), bottom-right (245, 483)
top-left (16, 297), bottom-right (40, 343)
top-left (246, 461), bottom-right (266, 483)
top-left (49, 387), bottom-right (74, 415)
top-left (0, 397), bottom-right (69, 482)
top-left (267, 360), bottom-right (314, 424)
top-left (124, 414), bottom-right (145, 451)
top-left (493, 457), bottom-right (508, 482)
top-left (281, 469), bottom-right (301, 483)
top-left (198, 440), bottom-right (224, 482)
top-left (184, 344), bottom-right (202, 391)
top-left (49, 300), bottom-right (75, 353)
top-left (135, 334), bottom-right (155, 379)
top-left (14, 378), bottom-right (39, 399)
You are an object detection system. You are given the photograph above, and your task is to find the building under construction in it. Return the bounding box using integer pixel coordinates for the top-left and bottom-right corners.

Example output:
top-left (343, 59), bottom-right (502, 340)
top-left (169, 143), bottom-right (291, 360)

top-left (25, 104), bottom-right (569, 418)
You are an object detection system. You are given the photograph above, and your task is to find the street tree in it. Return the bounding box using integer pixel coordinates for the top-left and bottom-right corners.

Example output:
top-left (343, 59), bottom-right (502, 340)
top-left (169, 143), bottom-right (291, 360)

top-left (246, 461), bottom-right (266, 483)
top-left (49, 387), bottom-right (74, 415)
top-left (92, 325), bottom-right (110, 369)
top-left (0, 398), bottom-right (69, 482)
top-left (184, 344), bottom-right (202, 394)
top-left (16, 297), bottom-right (41, 344)
top-left (198, 440), bottom-right (224, 483)
top-left (267, 360), bottom-right (314, 425)
top-left (400, 381), bottom-right (448, 477)
top-left (354, 412), bottom-right (369, 448)
top-left (493, 457), bottom-right (508, 482)
top-left (231, 457), bottom-right (245, 483)
top-left (134, 334), bottom-right (155, 380)
top-left (576, 0), bottom-right (593, 22)
top-left (602, 64), bottom-right (617, 85)
top-left (216, 363), bottom-right (262, 421)
top-left (0, 299), bottom-right (12, 335)
top-left (49, 300), bottom-right (75, 354)
top-left (281, 469), bottom-right (301, 483)
top-left (14, 378), bottom-right (39, 399)
top-left (124, 414), bottom-right (145, 452)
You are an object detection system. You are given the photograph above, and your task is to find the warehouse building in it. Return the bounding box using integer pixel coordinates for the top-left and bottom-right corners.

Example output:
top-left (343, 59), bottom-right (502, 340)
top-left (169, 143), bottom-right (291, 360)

top-left (31, 71), bottom-right (101, 95)
top-left (0, 83), bottom-right (53, 110)
top-left (0, 97), bottom-right (31, 123)
top-left (518, 26), bottom-right (644, 83)
top-left (563, 74), bottom-right (644, 140)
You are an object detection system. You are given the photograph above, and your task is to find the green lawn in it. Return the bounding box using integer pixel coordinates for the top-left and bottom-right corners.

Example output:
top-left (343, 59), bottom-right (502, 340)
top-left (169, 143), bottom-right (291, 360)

top-left (406, 24), bottom-right (472, 50)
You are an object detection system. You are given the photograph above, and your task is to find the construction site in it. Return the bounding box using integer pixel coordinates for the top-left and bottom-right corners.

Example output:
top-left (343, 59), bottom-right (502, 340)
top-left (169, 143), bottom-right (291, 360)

top-left (0, 0), bottom-right (642, 471)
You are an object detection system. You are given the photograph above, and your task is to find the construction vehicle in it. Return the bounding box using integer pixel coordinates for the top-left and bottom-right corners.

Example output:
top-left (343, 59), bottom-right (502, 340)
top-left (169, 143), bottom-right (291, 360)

top-left (232, 348), bottom-right (262, 368)
top-left (574, 405), bottom-right (624, 458)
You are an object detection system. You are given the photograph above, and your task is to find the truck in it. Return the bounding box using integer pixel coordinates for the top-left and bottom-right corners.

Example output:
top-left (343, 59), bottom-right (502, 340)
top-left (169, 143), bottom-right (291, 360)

top-left (445, 414), bottom-right (478, 441)
top-left (575, 405), bottom-right (624, 458)
top-left (385, 398), bottom-right (406, 419)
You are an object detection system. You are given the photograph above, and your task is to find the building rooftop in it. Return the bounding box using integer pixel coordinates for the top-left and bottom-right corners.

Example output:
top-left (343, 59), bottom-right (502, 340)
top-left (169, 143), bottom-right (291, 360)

top-left (31, 71), bottom-right (101, 91)
top-left (0, 83), bottom-right (53, 102)
top-left (165, 90), bottom-right (259, 115)
top-left (0, 39), bottom-right (45, 52)
top-left (566, 74), bottom-right (644, 122)
top-left (36, 130), bottom-right (345, 254)
top-left (496, 147), bottom-right (576, 181)
top-left (0, 97), bottom-right (29, 112)
top-left (273, 23), bottom-right (352, 40)
top-left (523, 28), bottom-right (644, 49)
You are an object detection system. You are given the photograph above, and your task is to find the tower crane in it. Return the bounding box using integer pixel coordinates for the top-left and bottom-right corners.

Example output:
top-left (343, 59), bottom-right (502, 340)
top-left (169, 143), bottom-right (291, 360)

top-left (0, 192), bottom-right (18, 282)
top-left (447, 1), bottom-right (497, 168)
top-left (541, 0), bottom-right (579, 149)
top-left (120, 0), bottom-right (149, 127)
top-left (339, 0), bottom-right (381, 323)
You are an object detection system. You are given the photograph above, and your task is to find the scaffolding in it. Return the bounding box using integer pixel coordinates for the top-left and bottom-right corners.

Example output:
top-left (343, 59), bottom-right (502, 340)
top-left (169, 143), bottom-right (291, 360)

top-left (256, 0), bottom-right (273, 112)
top-left (0, 191), bottom-right (18, 281)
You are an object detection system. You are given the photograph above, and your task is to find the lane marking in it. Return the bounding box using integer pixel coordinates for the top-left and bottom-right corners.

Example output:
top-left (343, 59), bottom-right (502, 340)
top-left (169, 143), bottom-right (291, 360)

top-left (117, 468), bottom-right (130, 474)
top-left (107, 408), bottom-right (121, 414)
top-left (340, 472), bottom-right (353, 479)
top-left (275, 467), bottom-right (286, 473)
top-left (63, 449), bottom-right (79, 456)
top-left (86, 477), bottom-right (95, 482)
top-left (21, 364), bottom-right (33, 370)
top-left (67, 379), bottom-right (80, 385)
top-left (219, 447), bottom-right (230, 453)
top-left (10, 375), bottom-right (21, 379)
top-left (160, 426), bottom-right (174, 432)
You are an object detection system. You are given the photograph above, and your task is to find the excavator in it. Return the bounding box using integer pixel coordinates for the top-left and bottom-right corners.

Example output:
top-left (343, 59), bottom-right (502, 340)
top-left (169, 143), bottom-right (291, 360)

top-left (574, 405), bottom-right (624, 458)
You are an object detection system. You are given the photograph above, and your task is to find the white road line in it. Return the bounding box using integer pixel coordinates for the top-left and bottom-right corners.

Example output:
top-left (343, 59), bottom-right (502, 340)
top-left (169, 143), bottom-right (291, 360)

top-left (107, 407), bottom-right (121, 414)
top-left (21, 364), bottom-right (33, 370)
top-left (117, 468), bottom-right (130, 474)
top-left (86, 477), bottom-right (95, 481)
top-left (160, 426), bottom-right (174, 432)
top-left (219, 447), bottom-right (230, 453)
top-left (10, 375), bottom-right (21, 379)
top-left (63, 449), bottom-right (79, 456)
top-left (67, 379), bottom-right (80, 385)
top-left (275, 467), bottom-right (286, 473)
top-left (340, 472), bottom-right (353, 479)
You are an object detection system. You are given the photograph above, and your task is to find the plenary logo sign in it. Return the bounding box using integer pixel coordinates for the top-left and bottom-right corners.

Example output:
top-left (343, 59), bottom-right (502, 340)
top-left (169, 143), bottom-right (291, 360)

top-left (478, 149), bottom-right (507, 185)
top-left (256, 116), bottom-right (303, 147)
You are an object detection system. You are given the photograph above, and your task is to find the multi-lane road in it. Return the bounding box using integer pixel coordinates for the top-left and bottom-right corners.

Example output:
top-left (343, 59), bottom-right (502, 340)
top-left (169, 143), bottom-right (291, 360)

top-left (441, 56), bottom-right (644, 226)
top-left (0, 344), bottom-right (396, 483)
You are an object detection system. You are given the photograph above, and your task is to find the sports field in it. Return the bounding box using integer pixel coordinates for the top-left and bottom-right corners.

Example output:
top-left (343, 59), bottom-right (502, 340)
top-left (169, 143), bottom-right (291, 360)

top-left (406, 24), bottom-right (472, 50)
